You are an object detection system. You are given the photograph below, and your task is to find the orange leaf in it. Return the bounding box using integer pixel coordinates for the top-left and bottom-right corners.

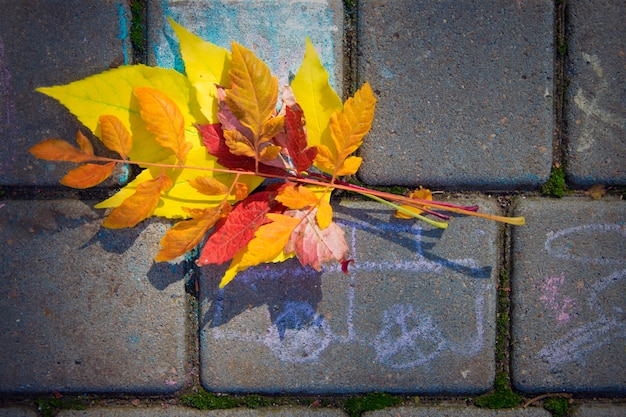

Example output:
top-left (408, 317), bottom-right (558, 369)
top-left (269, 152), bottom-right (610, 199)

top-left (316, 198), bottom-right (333, 230)
top-left (75, 130), bottom-right (95, 156)
top-left (234, 182), bottom-right (249, 200)
top-left (29, 139), bottom-right (93, 163)
top-left (102, 172), bottom-right (173, 229)
top-left (60, 162), bottom-right (116, 189)
top-left (99, 115), bottom-right (132, 159)
top-left (225, 42), bottom-right (278, 140)
top-left (155, 205), bottom-right (223, 261)
top-left (223, 129), bottom-right (255, 157)
top-left (315, 82), bottom-right (376, 176)
top-left (237, 213), bottom-right (301, 270)
top-left (188, 176), bottom-right (229, 196)
top-left (394, 186), bottom-right (433, 218)
top-left (133, 87), bottom-right (192, 164)
top-left (276, 184), bottom-right (319, 209)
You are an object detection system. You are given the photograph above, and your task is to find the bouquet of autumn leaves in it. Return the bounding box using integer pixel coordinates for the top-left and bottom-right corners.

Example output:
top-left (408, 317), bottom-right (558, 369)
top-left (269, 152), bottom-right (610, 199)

top-left (30, 19), bottom-right (524, 288)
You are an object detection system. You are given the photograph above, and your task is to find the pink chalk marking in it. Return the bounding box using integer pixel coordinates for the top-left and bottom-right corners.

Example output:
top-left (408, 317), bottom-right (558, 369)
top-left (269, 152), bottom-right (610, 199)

top-left (539, 272), bottom-right (575, 324)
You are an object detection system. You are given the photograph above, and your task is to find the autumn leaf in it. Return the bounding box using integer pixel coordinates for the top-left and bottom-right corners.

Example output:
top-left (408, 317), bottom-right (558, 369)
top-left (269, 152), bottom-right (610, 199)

top-left (394, 186), bottom-right (433, 219)
top-left (37, 64), bottom-right (205, 163)
top-left (168, 17), bottom-right (231, 123)
top-left (29, 139), bottom-right (94, 163)
top-left (276, 183), bottom-right (319, 209)
top-left (99, 115), bottom-right (132, 159)
top-left (196, 191), bottom-right (275, 266)
top-left (274, 103), bottom-right (318, 174)
top-left (75, 130), bottom-right (95, 156)
top-left (314, 82), bottom-right (376, 177)
top-left (291, 38), bottom-right (343, 149)
top-left (155, 205), bottom-right (223, 261)
top-left (234, 182), bottom-right (249, 200)
top-left (102, 172), bottom-right (173, 229)
top-left (285, 208), bottom-right (348, 271)
top-left (134, 86), bottom-right (192, 164)
top-left (61, 162), bottom-right (116, 189)
top-left (188, 176), bottom-right (229, 196)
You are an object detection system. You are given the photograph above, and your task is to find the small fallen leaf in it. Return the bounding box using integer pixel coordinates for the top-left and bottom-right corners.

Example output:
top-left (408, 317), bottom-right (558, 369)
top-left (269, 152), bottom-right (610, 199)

top-left (61, 162), bottom-right (116, 189)
top-left (29, 139), bottom-right (94, 163)
top-left (188, 176), bottom-right (229, 196)
top-left (586, 184), bottom-right (606, 200)
top-left (394, 186), bottom-right (433, 218)
top-left (99, 114), bottom-right (132, 159)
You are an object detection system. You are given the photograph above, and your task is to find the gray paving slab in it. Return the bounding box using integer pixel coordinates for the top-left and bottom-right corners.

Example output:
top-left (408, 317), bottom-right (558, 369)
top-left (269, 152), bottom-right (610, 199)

top-left (510, 197), bottom-right (626, 393)
top-left (363, 406), bottom-right (550, 417)
top-left (199, 198), bottom-right (500, 394)
top-left (0, 407), bottom-right (38, 417)
top-left (58, 406), bottom-right (347, 417)
top-left (356, 0), bottom-right (554, 190)
top-left (147, 0), bottom-right (344, 94)
top-left (0, 0), bottom-right (132, 186)
top-left (572, 404), bottom-right (626, 417)
top-left (565, 0), bottom-right (626, 187)
top-left (0, 200), bottom-right (187, 393)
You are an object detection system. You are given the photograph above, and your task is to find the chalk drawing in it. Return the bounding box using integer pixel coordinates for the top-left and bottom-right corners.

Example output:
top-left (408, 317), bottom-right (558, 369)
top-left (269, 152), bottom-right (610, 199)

top-left (538, 272), bottom-right (575, 325)
top-left (537, 223), bottom-right (626, 370)
top-left (207, 218), bottom-right (492, 368)
top-left (573, 52), bottom-right (625, 153)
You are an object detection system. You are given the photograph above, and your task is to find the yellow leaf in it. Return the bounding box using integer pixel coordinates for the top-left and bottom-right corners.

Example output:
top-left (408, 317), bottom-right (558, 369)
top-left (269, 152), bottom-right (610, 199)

top-left (168, 17), bottom-right (231, 123)
top-left (225, 42), bottom-right (278, 141)
top-left (99, 115), bottom-right (132, 159)
top-left (223, 129), bottom-right (255, 157)
top-left (60, 162), bottom-right (116, 189)
top-left (276, 184), bottom-right (319, 209)
top-left (134, 87), bottom-right (192, 164)
top-left (322, 82), bottom-right (376, 176)
top-left (95, 148), bottom-right (264, 218)
top-left (394, 187), bottom-right (433, 219)
top-left (316, 198), bottom-right (333, 230)
top-left (259, 145), bottom-right (282, 162)
top-left (188, 176), bottom-right (229, 196)
top-left (36, 64), bottom-right (205, 163)
top-left (291, 38), bottom-right (343, 148)
top-left (155, 205), bottom-right (223, 261)
top-left (102, 172), bottom-right (173, 229)
top-left (237, 213), bottom-right (301, 270)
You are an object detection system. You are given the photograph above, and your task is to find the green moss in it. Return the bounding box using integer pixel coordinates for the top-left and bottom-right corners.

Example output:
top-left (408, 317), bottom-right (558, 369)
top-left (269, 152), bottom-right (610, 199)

top-left (344, 392), bottom-right (402, 417)
top-left (180, 391), bottom-right (239, 410)
top-left (544, 397), bottom-right (570, 417)
top-left (475, 373), bottom-right (521, 409)
top-left (35, 398), bottom-right (86, 417)
top-left (541, 166), bottom-right (567, 198)
top-left (241, 394), bottom-right (273, 409)
top-left (129, 0), bottom-right (146, 62)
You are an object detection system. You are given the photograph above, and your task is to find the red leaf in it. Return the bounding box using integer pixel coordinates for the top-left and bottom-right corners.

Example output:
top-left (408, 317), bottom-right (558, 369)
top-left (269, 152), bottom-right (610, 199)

top-left (278, 104), bottom-right (317, 173)
top-left (196, 123), bottom-right (286, 176)
top-left (196, 191), bottom-right (276, 266)
top-left (341, 259), bottom-right (354, 274)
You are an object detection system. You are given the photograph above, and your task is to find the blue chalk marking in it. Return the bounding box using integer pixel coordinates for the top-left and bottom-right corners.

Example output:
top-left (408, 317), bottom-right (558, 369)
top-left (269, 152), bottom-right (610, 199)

top-left (116, 2), bottom-right (130, 65)
top-left (116, 163), bottom-right (130, 184)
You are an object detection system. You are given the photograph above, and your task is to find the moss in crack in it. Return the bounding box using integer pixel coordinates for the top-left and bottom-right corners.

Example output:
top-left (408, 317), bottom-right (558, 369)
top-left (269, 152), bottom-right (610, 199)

top-left (541, 166), bottom-right (567, 198)
top-left (344, 392), bottom-right (402, 417)
top-left (475, 372), bottom-right (521, 409)
top-left (35, 398), bottom-right (87, 417)
top-left (180, 391), bottom-right (239, 410)
top-left (544, 397), bottom-right (570, 417)
top-left (129, 0), bottom-right (146, 63)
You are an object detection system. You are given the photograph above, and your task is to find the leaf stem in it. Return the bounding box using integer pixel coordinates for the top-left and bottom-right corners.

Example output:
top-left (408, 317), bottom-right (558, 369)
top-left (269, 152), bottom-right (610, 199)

top-left (362, 193), bottom-right (448, 229)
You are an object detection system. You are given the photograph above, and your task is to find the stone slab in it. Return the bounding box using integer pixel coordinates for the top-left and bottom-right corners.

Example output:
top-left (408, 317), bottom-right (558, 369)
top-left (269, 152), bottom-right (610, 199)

top-left (363, 406), bottom-right (550, 417)
top-left (0, 0), bottom-right (131, 186)
top-left (58, 406), bottom-right (347, 417)
top-left (572, 404), bottom-right (626, 417)
top-left (356, 0), bottom-right (553, 190)
top-left (0, 408), bottom-right (38, 417)
top-left (565, 0), bottom-right (626, 186)
top-left (0, 200), bottom-right (187, 393)
top-left (200, 198), bottom-right (500, 394)
top-left (511, 197), bottom-right (626, 393)
top-left (147, 0), bottom-right (344, 94)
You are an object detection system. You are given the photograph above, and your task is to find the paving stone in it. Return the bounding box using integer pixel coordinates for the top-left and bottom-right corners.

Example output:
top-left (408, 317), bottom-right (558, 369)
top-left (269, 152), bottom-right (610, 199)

top-left (0, 200), bottom-right (187, 393)
top-left (565, 0), bottom-right (626, 186)
top-left (357, 0), bottom-right (553, 190)
top-left (0, 0), bottom-right (131, 186)
top-left (510, 197), bottom-right (626, 393)
top-left (363, 406), bottom-right (551, 417)
top-left (572, 404), bottom-right (626, 417)
top-left (147, 0), bottom-right (344, 93)
top-left (58, 406), bottom-right (347, 417)
top-left (0, 407), bottom-right (38, 417)
top-left (199, 198), bottom-right (500, 394)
